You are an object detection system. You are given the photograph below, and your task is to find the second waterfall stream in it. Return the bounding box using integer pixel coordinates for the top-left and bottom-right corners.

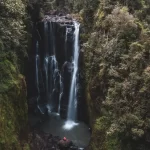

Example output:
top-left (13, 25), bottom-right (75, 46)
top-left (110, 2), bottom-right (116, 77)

top-left (64, 21), bottom-right (80, 129)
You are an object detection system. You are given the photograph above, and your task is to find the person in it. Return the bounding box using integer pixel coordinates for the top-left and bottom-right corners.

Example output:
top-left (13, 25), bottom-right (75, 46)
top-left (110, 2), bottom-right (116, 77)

top-left (58, 137), bottom-right (72, 149)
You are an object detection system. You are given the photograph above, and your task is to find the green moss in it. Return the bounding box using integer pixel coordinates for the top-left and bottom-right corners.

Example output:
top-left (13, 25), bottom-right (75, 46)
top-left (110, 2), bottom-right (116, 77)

top-left (80, 33), bottom-right (90, 42)
top-left (23, 143), bottom-right (30, 150)
top-left (106, 134), bottom-right (120, 150)
top-left (0, 0), bottom-right (28, 149)
top-left (0, 58), bottom-right (28, 149)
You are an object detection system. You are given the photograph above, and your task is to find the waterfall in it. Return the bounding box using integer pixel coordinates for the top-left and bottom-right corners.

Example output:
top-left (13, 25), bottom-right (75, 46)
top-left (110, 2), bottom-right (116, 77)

top-left (67, 22), bottom-right (80, 121)
top-left (63, 21), bottom-right (80, 130)
top-left (35, 41), bottom-right (44, 114)
top-left (45, 54), bottom-right (60, 113)
top-left (42, 21), bottom-right (60, 113)
top-left (58, 75), bottom-right (63, 114)
top-left (36, 42), bottom-right (39, 94)
top-left (45, 57), bottom-right (49, 102)
top-left (32, 16), bottom-right (80, 124)
top-left (30, 19), bottom-right (91, 146)
top-left (65, 27), bottom-right (68, 60)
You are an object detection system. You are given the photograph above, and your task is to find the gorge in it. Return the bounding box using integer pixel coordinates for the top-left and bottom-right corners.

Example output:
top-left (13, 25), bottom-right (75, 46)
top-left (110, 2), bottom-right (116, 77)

top-left (28, 14), bottom-right (90, 148)
top-left (1, 0), bottom-right (150, 150)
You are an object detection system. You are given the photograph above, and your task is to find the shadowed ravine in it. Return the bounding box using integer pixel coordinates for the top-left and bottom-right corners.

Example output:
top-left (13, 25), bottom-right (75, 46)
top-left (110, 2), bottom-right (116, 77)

top-left (28, 14), bottom-right (90, 149)
top-left (1, 0), bottom-right (150, 149)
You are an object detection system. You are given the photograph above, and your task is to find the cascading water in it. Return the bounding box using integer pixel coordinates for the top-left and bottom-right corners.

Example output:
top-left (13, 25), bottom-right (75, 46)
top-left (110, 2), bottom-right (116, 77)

top-left (35, 41), bottom-right (44, 114)
top-left (58, 75), bottom-right (63, 114)
top-left (32, 16), bottom-right (81, 122)
top-left (48, 56), bottom-right (58, 101)
top-left (29, 15), bottom-right (91, 148)
top-left (41, 22), bottom-right (60, 113)
top-left (63, 21), bottom-right (80, 130)
top-left (35, 42), bottom-right (39, 94)
top-left (67, 21), bottom-right (80, 121)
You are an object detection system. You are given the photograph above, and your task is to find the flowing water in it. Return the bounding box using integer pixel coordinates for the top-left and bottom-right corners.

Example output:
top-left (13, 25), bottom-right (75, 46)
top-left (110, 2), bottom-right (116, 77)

top-left (64, 22), bottom-right (80, 130)
top-left (67, 22), bottom-right (80, 121)
top-left (31, 18), bottom-right (90, 148)
top-left (29, 113), bottom-right (91, 148)
top-left (35, 20), bottom-right (80, 119)
top-left (58, 75), bottom-right (63, 114)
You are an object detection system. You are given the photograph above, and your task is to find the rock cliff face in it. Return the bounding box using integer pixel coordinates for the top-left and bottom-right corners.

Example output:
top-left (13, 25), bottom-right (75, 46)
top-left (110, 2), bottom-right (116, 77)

top-left (28, 14), bottom-right (77, 118)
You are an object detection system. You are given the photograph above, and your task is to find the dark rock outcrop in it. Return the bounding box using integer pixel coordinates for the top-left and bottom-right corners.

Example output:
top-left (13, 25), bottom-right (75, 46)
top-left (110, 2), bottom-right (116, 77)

top-left (29, 129), bottom-right (80, 150)
top-left (27, 15), bottom-right (75, 117)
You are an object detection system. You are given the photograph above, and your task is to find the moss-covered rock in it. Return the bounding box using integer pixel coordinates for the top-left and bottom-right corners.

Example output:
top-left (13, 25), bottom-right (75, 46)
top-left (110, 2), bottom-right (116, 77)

top-left (0, 55), bottom-right (28, 149)
top-left (0, 0), bottom-right (29, 149)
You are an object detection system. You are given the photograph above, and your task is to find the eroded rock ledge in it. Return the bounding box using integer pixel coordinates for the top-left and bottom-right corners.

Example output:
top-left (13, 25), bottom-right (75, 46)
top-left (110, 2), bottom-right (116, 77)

top-left (42, 15), bottom-right (74, 25)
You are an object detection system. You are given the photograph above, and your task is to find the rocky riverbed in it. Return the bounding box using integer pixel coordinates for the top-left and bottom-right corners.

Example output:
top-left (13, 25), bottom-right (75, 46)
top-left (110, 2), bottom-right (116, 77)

top-left (29, 129), bottom-right (84, 150)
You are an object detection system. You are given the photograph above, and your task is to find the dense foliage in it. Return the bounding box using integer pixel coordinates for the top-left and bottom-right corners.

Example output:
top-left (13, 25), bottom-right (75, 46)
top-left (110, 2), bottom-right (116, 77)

top-left (1, 0), bottom-right (150, 150)
top-left (82, 0), bottom-right (150, 149)
top-left (0, 0), bottom-right (29, 149)
top-left (43, 0), bottom-right (150, 149)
